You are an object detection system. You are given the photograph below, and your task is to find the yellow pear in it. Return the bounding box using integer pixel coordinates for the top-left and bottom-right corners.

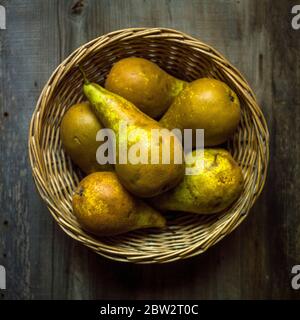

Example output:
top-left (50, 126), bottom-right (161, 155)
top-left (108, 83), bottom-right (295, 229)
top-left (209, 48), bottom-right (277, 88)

top-left (160, 78), bottom-right (241, 146)
top-left (105, 57), bottom-right (187, 118)
top-left (150, 149), bottom-right (244, 214)
top-left (60, 102), bottom-right (113, 173)
top-left (81, 72), bottom-right (185, 198)
top-left (72, 172), bottom-right (166, 236)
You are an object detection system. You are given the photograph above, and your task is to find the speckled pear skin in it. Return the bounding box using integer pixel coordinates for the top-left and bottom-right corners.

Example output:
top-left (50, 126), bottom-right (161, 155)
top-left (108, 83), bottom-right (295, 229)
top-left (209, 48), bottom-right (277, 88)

top-left (160, 78), bottom-right (241, 146)
top-left (83, 81), bottom-right (185, 198)
top-left (60, 102), bottom-right (113, 174)
top-left (72, 172), bottom-right (166, 236)
top-left (150, 149), bottom-right (244, 215)
top-left (105, 57), bottom-right (187, 119)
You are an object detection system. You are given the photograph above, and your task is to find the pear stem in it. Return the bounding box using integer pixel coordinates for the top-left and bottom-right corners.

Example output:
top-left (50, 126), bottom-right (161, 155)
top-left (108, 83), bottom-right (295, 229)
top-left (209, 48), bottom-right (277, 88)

top-left (78, 65), bottom-right (90, 85)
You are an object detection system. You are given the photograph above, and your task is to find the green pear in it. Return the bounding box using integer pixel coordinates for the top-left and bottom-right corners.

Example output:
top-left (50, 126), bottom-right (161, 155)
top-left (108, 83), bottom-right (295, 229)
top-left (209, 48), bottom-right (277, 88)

top-left (150, 149), bottom-right (244, 214)
top-left (72, 172), bottom-right (166, 236)
top-left (105, 57), bottom-right (187, 118)
top-left (81, 72), bottom-right (185, 198)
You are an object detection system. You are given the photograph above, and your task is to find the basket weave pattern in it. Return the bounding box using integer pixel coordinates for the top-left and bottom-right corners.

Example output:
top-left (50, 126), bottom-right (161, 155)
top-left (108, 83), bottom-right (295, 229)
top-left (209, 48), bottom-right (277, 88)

top-left (29, 28), bottom-right (269, 263)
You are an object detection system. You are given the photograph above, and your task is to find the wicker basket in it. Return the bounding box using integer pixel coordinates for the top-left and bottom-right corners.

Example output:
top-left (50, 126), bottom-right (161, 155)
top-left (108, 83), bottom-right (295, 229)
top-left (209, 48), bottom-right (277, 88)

top-left (28, 28), bottom-right (269, 263)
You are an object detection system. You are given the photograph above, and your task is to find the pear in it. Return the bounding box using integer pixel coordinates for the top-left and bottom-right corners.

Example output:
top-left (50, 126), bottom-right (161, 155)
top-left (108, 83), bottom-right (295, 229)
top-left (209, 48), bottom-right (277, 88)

top-left (60, 102), bottom-right (113, 173)
top-left (72, 172), bottom-right (166, 236)
top-left (105, 57), bottom-right (187, 118)
top-left (81, 72), bottom-right (185, 198)
top-left (150, 149), bottom-right (244, 214)
top-left (160, 78), bottom-right (241, 146)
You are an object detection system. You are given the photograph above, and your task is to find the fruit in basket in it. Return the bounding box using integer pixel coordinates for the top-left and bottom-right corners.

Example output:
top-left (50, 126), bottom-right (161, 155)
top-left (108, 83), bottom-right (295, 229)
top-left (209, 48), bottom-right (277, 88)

top-left (160, 78), bottom-right (241, 146)
top-left (150, 149), bottom-right (244, 214)
top-left (81, 71), bottom-right (185, 198)
top-left (105, 57), bottom-right (187, 118)
top-left (72, 172), bottom-right (166, 236)
top-left (60, 102), bottom-right (113, 173)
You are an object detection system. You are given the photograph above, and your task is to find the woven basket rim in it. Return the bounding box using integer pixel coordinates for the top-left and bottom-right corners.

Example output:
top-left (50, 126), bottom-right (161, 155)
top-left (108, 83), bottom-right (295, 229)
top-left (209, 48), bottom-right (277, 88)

top-left (28, 27), bottom-right (269, 264)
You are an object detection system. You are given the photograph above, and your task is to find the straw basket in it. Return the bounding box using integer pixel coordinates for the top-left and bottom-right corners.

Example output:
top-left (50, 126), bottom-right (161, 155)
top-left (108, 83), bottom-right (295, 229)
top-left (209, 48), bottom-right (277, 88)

top-left (28, 28), bottom-right (269, 263)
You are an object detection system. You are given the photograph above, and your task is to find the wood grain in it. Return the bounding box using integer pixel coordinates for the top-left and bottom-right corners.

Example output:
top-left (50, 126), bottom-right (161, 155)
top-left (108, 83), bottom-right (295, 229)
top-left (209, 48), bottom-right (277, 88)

top-left (0, 0), bottom-right (299, 299)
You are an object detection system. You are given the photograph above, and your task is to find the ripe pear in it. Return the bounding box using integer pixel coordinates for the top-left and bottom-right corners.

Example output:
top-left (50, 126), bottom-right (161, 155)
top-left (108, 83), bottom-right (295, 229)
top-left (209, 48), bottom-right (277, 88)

top-left (60, 102), bottom-right (113, 173)
top-left (105, 57), bottom-right (187, 118)
top-left (82, 73), bottom-right (185, 198)
top-left (72, 172), bottom-right (166, 236)
top-left (150, 149), bottom-right (244, 214)
top-left (160, 78), bottom-right (241, 146)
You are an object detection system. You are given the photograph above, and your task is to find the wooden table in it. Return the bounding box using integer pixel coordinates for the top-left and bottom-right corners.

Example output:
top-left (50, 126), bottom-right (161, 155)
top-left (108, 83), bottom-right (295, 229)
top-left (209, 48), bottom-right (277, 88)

top-left (0, 0), bottom-right (299, 300)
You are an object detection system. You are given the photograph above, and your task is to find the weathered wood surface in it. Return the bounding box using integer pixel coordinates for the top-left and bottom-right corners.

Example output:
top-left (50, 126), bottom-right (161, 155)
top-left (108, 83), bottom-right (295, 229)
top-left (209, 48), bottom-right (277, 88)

top-left (0, 0), bottom-right (299, 299)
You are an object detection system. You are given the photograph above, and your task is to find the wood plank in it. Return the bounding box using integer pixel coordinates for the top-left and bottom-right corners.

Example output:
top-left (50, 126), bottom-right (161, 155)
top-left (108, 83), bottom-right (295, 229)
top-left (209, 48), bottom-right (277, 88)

top-left (0, 0), bottom-right (60, 299)
top-left (264, 0), bottom-right (300, 299)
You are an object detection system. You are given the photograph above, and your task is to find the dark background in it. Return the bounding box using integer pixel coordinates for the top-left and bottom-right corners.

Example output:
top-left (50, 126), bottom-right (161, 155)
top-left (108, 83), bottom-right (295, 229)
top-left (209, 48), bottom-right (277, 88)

top-left (0, 0), bottom-right (299, 300)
